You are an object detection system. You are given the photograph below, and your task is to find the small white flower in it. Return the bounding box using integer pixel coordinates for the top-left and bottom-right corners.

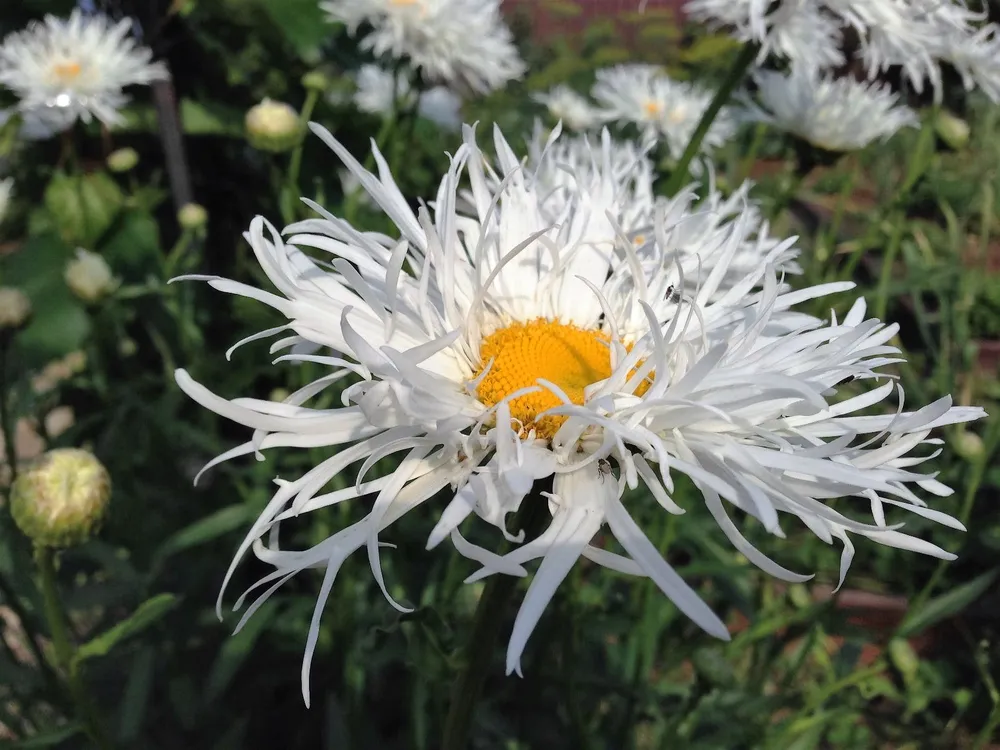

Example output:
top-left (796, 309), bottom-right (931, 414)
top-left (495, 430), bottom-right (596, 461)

top-left (64, 248), bottom-right (118, 303)
top-left (0, 10), bottom-right (168, 128)
top-left (592, 64), bottom-right (738, 165)
top-left (750, 68), bottom-right (918, 152)
top-left (0, 177), bottom-right (12, 227)
top-left (353, 64), bottom-right (462, 130)
top-left (532, 85), bottom-right (602, 131)
top-left (323, 0), bottom-right (525, 94)
top-left (177, 121), bottom-right (982, 702)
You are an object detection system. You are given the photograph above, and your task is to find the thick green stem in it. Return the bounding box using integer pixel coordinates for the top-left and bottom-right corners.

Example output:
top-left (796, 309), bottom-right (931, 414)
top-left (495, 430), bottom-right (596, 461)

top-left (663, 41), bottom-right (759, 197)
top-left (441, 485), bottom-right (551, 750)
top-left (0, 338), bottom-right (18, 489)
top-left (35, 547), bottom-right (114, 750)
top-left (281, 89), bottom-right (321, 225)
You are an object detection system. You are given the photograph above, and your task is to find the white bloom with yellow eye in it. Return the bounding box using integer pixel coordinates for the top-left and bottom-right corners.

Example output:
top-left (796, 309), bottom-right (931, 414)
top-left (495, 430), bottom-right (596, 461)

top-left (177, 122), bottom-right (982, 704)
top-left (0, 10), bottom-right (168, 128)
top-left (532, 85), bottom-right (602, 131)
top-left (323, 0), bottom-right (525, 94)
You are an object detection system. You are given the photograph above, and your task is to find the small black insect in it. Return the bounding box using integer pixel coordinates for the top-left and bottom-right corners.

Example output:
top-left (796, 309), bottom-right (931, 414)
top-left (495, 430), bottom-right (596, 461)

top-left (597, 458), bottom-right (613, 482)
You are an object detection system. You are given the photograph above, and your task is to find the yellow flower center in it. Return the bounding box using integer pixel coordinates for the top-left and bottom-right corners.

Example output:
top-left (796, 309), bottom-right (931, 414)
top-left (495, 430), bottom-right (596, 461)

top-left (475, 319), bottom-right (612, 440)
top-left (52, 61), bottom-right (82, 83)
top-left (642, 100), bottom-right (662, 118)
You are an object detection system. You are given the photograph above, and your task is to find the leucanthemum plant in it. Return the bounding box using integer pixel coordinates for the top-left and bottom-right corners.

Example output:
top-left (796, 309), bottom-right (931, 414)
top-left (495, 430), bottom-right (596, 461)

top-left (0, 9), bottom-right (168, 130)
top-left (176, 122), bottom-right (984, 707)
top-left (322, 0), bottom-right (525, 95)
top-left (749, 67), bottom-right (919, 153)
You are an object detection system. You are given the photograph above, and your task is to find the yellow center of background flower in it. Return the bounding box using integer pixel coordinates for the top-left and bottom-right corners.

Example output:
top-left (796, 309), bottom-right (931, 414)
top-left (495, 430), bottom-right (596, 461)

top-left (52, 61), bottom-right (82, 82)
top-left (643, 100), bottom-right (662, 118)
top-left (475, 320), bottom-right (612, 440)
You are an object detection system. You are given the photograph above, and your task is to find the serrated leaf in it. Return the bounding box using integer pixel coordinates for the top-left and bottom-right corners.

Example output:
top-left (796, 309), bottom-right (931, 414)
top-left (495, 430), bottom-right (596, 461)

top-left (44, 171), bottom-right (123, 248)
top-left (897, 568), bottom-right (998, 637)
top-left (75, 594), bottom-right (179, 663)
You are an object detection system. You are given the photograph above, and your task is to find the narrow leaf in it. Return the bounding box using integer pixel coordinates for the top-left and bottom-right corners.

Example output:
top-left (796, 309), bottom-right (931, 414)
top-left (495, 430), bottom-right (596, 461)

top-left (75, 594), bottom-right (179, 663)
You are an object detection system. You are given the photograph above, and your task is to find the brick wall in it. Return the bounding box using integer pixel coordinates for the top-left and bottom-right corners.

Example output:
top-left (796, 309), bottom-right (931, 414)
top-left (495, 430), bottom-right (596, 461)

top-left (503, 0), bottom-right (686, 43)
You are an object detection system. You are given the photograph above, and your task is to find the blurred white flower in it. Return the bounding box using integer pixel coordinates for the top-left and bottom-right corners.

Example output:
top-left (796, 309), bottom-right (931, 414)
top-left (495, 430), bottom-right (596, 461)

top-left (0, 106), bottom-right (65, 141)
top-left (353, 64), bottom-right (462, 130)
top-left (0, 10), bottom-right (168, 129)
top-left (0, 177), bottom-right (12, 227)
top-left (322, 0), bottom-right (525, 94)
top-left (592, 64), bottom-right (738, 165)
top-left (64, 248), bottom-right (118, 304)
top-left (686, 0), bottom-right (1000, 102)
top-left (532, 85), bottom-right (602, 131)
top-left (750, 68), bottom-right (918, 152)
top-left (177, 122), bottom-right (981, 702)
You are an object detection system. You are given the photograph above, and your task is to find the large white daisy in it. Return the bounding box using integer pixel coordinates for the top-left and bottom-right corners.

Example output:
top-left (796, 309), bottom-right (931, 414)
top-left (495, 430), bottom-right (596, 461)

top-left (591, 64), bottom-right (739, 166)
top-left (322, 0), bottom-right (525, 95)
top-left (750, 67), bottom-right (918, 152)
top-left (0, 10), bottom-right (168, 129)
top-left (176, 123), bottom-right (983, 702)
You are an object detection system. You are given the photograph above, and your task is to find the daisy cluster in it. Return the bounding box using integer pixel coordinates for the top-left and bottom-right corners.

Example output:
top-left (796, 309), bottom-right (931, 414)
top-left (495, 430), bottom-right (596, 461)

top-left (178, 123), bottom-right (982, 701)
top-left (0, 9), bottom-right (167, 131)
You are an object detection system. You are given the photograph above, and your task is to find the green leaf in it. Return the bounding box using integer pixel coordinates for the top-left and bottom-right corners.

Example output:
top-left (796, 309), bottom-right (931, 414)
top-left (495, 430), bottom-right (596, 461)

top-left (256, 0), bottom-right (328, 60)
top-left (0, 725), bottom-right (81, 748)
top-left (44, 171), bottom-right (124, 248)
top-left (118, 647), bottom-right (156, 742)
top-left (150, 505), bottom-right (253, 577)
top-left (99, 211), bottom-right (161, 274)
top-left (75, 593), bottom-right (179, 663)
top-left (897, 568), bottom-right (998, 637)
top-left (179, 99), bottom-right (245, 137)
top-left (0, 233), bottom-right (90, 364)
top-left (206, 600), bottom-right (279, 701)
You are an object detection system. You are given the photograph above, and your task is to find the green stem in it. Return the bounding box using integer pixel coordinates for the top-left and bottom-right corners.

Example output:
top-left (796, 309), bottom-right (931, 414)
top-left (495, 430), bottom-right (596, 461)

top-left (441, 485), bottom-right (551, 750)
top-left (737, 122), bottom-right (767, 184)
top-left (35, 546), bottom-right (114, 750)
top-left (0, 337), bottom-right (19, 490)
top-left (663, 41), bottom-right (759, 197)
top-left (874, 211), bottom-right (906, 321)
top-left (281, 89), bottom-right (321, 225)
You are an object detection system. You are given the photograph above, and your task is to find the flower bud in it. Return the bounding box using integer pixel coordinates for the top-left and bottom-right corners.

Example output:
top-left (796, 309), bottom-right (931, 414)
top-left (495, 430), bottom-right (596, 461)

top-left (0, 286), bottom-right (31, 330)
top-left (10, 448), bottom-right (111, 548)
top-left (178, 202), bottom-right (208, 231)
top-left (953, 430), bottom-right (984, 461)
top-left (64, 248), bottom-right (118, 304)
top-left (935, 111), bottom-right (970, 150)
top-left (269, 387), bottom-right (290, 403)
top-left (106, 147), bottom-right (139, 173)
top-left (245, 99), bottom-right (303, 153)
top-left (301, 71), bottom-right (330, 93)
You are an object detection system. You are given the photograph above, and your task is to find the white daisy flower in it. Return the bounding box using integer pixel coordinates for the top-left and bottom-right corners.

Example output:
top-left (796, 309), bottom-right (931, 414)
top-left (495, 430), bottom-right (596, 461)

top-left (176, 122), bottom-right (983, 701)
top-left (0, 178), bottom-right (12, 227)
top-left (750, 68), bottom-right (918, 152)
top-left (532, 85), bottom-right (602, 131)
top-left (686, 0), bottom-right (1000, 103)
top-left (353, 64), bottom-right (462, 130)
top-left (323, 0), bottom-right (525, 94)
top-left (592, 64), bottom-right (738, 166)
top-left (0, 10), bottom-right (168, 128)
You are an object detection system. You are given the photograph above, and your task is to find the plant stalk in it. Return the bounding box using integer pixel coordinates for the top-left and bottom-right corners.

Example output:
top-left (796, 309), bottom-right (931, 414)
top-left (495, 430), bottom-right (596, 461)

top-left (35, 546), bottom-right (114, 750)
top-left (663, 41), bottom-right (759, 197)
top-left (440, 485), bottom-right (551, 750)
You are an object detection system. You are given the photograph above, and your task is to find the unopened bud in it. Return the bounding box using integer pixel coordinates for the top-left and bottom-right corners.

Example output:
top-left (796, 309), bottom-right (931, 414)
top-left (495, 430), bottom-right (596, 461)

top-left (269, 387), bottom-right (290, 403)
top-left (10, 448), bottom-right (111, 548)
top-left (178, 202), bottom-right (208, 231)
top-left (302, 71), bottom-right (330, 93)
top-left (245, 99), bottom-right (303, 153)
top-left (106, 147), bottom-right (139, 173)
top-left (0, 287), bottom-right (31, 330)
top-left (935, 111), bottom-right (970, 150)
top-left (954, 430), bottom-right (984, 461)
top-left (64, 249), bottom-right (118, 304)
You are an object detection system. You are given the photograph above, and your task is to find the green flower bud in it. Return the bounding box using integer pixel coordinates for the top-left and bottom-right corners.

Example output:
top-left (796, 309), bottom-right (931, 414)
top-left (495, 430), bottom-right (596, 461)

top-left (106, 147), bottom-right (139, 173)
top-left (935, 111), bottom-right (970, 150)
top-left (178, 202), bottom-right (208, 231)
top-left (0, 286), bottom-right (31, 330)
top-left (269, 387), bottom-right (290, 403)
top-left (245, 99), bottom-right (303, 153)
top-left (0, 177), bottom-right (13, 227)
top-left (64, 248), bottom-right (119, 304)
top-left (10, 448), bottom-right (111, 548)
top-left (301, 71), bottom-right (330, 93)
top-left (953, 430), bottom-right (984, 461)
